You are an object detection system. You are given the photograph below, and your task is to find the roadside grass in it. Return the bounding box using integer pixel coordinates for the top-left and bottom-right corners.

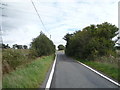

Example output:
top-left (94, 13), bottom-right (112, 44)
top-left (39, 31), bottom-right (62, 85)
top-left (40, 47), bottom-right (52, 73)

top-left (77, 59), bottom-right (120, 82)
top-left (3, 54), bottom-right (54, 88)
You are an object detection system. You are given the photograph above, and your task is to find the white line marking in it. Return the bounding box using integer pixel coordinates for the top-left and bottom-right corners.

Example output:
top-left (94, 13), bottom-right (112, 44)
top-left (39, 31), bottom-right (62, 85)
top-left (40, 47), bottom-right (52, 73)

top-left (77, 61), bottom-right (120, 87)
top-left (45, 53), bottom-right (57, 89)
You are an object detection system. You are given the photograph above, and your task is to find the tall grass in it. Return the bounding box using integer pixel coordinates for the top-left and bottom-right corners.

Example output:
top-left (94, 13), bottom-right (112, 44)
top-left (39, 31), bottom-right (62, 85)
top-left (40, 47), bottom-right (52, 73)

top-left (3, 55), bottom-right (54, 88)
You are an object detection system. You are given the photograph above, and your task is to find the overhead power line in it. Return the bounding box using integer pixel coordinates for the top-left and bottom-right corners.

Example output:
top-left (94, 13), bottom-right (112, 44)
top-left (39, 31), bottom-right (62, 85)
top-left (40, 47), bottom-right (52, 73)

top-left (31, 0), bottom-right (51, 38)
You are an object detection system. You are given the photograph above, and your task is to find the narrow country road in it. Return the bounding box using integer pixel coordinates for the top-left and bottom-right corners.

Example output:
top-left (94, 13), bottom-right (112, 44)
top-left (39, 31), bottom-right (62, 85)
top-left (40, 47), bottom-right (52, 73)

top-left (50, 51), bottom-right (118, 88)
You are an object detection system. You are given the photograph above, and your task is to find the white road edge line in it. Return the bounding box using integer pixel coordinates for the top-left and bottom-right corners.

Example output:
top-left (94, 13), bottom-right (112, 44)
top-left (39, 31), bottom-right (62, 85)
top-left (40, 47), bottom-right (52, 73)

top-left (45, 53), bottom-right (57, 89)
top-left (77, 61), bottom-right (120, 87)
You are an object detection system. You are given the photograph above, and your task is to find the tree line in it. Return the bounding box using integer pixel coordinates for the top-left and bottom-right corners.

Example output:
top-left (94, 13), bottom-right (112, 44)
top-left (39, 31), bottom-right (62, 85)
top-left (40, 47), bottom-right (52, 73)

top-left (64, 22), bottom-right (119, 60)
top-left (2, 44), bottom-right (28, 49)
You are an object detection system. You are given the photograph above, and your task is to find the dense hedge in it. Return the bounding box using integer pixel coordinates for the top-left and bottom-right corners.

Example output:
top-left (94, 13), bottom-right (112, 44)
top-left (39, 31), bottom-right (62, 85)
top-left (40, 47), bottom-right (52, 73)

top-left (64, 22), bottom-right (118, 60)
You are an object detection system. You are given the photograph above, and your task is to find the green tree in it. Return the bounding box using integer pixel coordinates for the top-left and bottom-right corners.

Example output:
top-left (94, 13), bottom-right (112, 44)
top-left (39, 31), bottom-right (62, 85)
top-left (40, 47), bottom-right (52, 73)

top-left (63, 33), bottom-right (73, 55)
top-left (58, 44), bottom-right (65, 50)
top-left (13, 44), bottom-right (23, 49)
top-left (23, 45), bottom-right (28, 49)
top-left (2, 44), bottom-right (10, 49)
top-left (30, 32), bottom-right (55, 57)
top-left (13, 44), bottom-right (17, 49)
top-left (17, 45), bottom-right (23, 49)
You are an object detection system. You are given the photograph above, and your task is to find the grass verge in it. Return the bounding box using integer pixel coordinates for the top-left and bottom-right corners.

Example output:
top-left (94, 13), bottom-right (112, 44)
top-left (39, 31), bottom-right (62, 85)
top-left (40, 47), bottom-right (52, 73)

top-left (3, 54), bottom-right (54, 88)
top-left (77, 60), bottom-right (120, 82)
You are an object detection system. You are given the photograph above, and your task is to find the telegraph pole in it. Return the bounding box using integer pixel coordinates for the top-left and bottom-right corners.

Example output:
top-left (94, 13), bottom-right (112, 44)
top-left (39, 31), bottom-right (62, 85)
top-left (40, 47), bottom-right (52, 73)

top-left (0, 2), bottom-right (2, 46)
top-left (0, 1), bottom-right (2, 90)
top-left (0, 1), bottom-right (7, 47)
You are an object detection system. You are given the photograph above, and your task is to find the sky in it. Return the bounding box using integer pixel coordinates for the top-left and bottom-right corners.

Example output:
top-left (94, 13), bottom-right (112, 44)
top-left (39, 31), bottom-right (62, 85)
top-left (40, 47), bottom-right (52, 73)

top-left (1, 0), bottom-right (120, 48)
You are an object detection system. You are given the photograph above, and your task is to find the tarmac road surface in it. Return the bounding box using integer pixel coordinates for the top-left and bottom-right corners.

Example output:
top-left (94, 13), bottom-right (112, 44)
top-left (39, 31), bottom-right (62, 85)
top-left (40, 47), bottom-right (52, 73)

top-left (50, 51), bottom-right (119, 88)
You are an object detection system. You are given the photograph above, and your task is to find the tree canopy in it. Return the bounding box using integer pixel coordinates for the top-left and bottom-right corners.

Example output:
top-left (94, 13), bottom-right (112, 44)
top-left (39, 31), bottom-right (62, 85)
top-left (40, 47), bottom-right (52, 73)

top-left (12, 44), bottom-right (28, 49)
top-left (2, 44), bottom-right (10, 49)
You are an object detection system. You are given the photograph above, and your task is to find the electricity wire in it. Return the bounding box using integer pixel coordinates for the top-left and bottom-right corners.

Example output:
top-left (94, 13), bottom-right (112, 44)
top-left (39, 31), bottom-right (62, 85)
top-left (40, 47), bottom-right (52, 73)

top-left (31, 0), bottom-right (51, 38)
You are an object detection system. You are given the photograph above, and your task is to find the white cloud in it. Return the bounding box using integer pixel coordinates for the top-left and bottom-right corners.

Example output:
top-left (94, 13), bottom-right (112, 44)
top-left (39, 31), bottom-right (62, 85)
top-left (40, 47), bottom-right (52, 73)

top-left (1, 0), bottom-right (119, 48)
top-left (2, 24), bottom-right (41, 46)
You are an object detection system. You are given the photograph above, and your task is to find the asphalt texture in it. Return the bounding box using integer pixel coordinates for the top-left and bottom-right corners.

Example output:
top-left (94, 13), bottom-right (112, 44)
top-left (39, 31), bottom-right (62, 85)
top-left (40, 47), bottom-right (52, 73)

top-left (50, 51), bottom-right (119, 88)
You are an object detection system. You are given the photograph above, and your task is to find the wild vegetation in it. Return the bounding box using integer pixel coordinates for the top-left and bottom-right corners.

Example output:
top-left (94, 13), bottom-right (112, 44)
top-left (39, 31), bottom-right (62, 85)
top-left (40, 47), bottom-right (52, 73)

top-left (3, 55), bottom-right (54, 88)
top-left (2, 49), bottom-right (36, 74)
